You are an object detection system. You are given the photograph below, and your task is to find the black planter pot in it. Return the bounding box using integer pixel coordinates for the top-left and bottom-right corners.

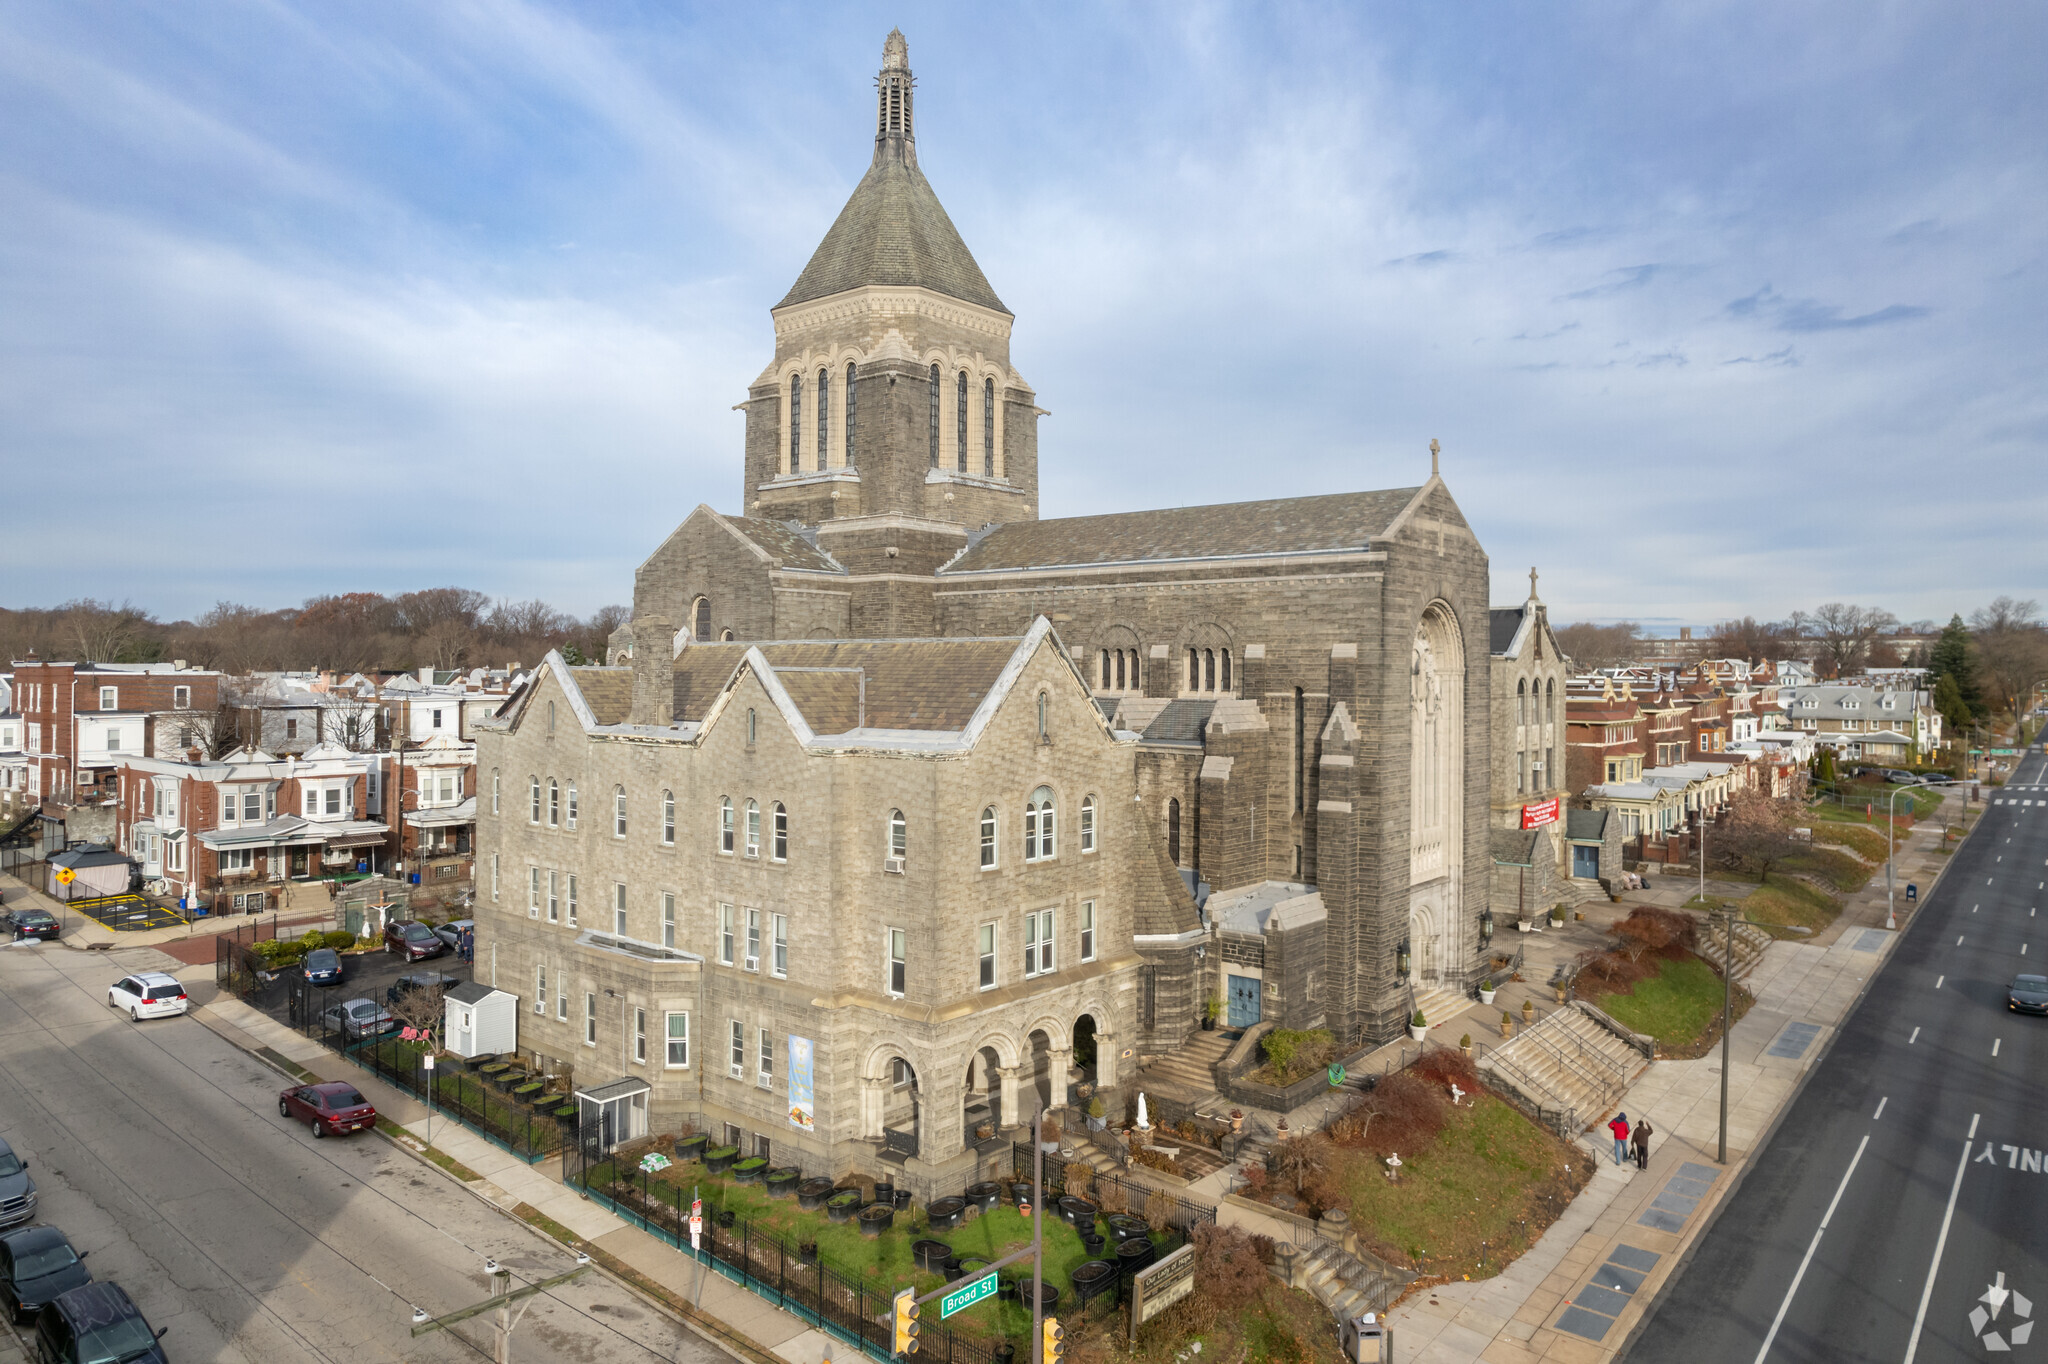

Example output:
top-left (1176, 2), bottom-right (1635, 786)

top-left (858, 1204), bottom-right (895, 1237)
top-left (764, 1167), bottom-right (801, 1198)
top-left (1071, 1260), bottom-right (1119, 1306)
top-left (912, 1239), bottom-right (952, 1273)
top-left (797, 1177), bottom-right (838, 1211)
top-left (674, 1134), bottom-right (709, 1162)
top-left (826, 1192), bottom-right (861, 1222)
top-left (703, 1146), bottom-right (738, 1174)
top-left (732, 1158), bottom-right (768, 1184)
top-left (927, 1196), bottom-right (966, 1232)
top-left (965, 1181), bottom-right (1001, 1213)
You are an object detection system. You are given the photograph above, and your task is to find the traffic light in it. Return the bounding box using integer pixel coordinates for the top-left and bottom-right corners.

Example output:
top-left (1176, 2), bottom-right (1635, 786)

top-left (1042, 1316), bottom-right (1065, 1363)
top-left (893, 1287), bottom-right (921, 1356)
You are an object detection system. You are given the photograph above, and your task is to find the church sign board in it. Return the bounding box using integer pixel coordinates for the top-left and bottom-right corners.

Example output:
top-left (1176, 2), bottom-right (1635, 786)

top-left (1521, 799), bottom-right (1560, 830)
top-left (1129, 1245), bottom-right (1196, 1342)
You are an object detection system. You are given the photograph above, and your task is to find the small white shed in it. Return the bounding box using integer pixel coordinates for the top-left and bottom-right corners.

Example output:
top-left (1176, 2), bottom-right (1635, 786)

top-left (444, 980), bottom-right (517, 1059)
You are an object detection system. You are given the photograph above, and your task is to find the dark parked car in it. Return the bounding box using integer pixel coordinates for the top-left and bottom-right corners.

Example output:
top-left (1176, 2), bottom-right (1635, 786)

top-left (0, 1137), bottom-right (37, 1231)
top-left (278, 1081), bottom-right (378, 1138)
top-left (301, 948), bottom-right (344, 987)
top-left (2010, 974), bottom-right (2048, 1017)
top-left (383, 920), bottom-right (445, 962)
top-left (1, 909), bottom-right (59, 943)
top-left (320, 997), bottom-right (398, 1040)
top-left (0, 1226), bottom-right (91, 1323)
top-left (32, 1282), bottom-right (165, 1364)
top-left (386, 972), bottom-right (460, 1009)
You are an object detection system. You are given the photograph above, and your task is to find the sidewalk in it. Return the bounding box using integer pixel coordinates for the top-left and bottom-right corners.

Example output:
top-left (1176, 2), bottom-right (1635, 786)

top-left (1382, 792), bottom-right (1961, 1363)
top-left (192, 994), bottom-right (843, 1364)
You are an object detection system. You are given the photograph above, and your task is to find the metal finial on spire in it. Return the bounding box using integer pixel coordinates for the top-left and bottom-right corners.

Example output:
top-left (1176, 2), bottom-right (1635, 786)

top-left (1429, 437), bottom-right (1440, 476)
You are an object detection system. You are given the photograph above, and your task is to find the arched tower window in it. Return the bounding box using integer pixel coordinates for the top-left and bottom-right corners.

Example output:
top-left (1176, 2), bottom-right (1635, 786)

top-left (928, 363), bottom-right (941, 468)
top-left (694, 598), bottom-right (711, 642)
top-left (844, 361), bottom-right (857, 467)
top-left (789, 372), bottom-right (802, 473)
top-left (983, 377), bottom-right (995, 476)
top-left (956, 370), bottom-right (968, 472)
top-left (1167, 798), bottom-right (1181, 865)
top-left (816, 368), bottom-right (829, 467)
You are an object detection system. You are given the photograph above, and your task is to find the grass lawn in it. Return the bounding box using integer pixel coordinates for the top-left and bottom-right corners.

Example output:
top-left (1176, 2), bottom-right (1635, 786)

top-left (1586, 954), bottom-right (1728, 1047)
top-left (1328, 1092), bottom-right (1588, 1277)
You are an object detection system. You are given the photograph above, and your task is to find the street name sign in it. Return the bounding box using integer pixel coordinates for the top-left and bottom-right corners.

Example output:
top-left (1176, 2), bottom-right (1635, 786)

top-left (941, 1271), bottom-right (997, 1318)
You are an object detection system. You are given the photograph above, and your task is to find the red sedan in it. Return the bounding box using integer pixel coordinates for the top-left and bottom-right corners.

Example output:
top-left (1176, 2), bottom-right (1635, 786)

top-left (278, 1081), bottom-right (378, 1138)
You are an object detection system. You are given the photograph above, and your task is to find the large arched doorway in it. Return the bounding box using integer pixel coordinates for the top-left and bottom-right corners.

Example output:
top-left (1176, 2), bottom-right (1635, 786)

top-left (1408, 601), bottom-right (1465, 987)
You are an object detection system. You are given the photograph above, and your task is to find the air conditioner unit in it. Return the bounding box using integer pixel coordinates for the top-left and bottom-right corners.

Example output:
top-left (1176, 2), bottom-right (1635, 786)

top-left (883, 857), bottom-right (906, 875)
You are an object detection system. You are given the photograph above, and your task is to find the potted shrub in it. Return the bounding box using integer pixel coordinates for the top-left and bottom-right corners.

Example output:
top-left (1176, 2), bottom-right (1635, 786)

top-left (703, 1144), bottom-right (738, 1174)
top-left (1408, 1010), bottom-right (1427, 1042)
top-left (1500, 1010), bottom-right (1515, 1039)
top-left (1478, 979), bottom-right (1497, 1006)
top-left (1086, 1096), bottom-right (1107, 1132)
top-left (1202, 994), bottom-right (1221, 1031)
top-left (1459, 1033), bottom-right (1473, 1058)
top-left (732, 1156), bottom-right (768, 1183)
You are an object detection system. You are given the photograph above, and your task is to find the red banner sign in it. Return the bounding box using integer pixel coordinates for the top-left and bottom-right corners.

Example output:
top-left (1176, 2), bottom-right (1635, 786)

top-left (1521, 798), bottom-right (1560, 830)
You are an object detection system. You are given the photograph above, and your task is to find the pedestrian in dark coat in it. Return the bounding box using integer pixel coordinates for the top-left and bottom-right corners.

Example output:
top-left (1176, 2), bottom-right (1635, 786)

top-left (1608, 1112), bottom-right (1632, 1166)
top-left (1632, 1117), bottom-right (1653, 1169)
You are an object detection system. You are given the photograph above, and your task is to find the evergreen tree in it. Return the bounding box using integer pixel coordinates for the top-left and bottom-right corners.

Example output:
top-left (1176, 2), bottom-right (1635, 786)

top-left (1926, 614), bottom-right (1986, 719)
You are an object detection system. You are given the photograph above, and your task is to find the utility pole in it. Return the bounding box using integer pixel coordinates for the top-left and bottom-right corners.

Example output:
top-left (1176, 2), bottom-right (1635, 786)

top-left (411, 1258), bottom-right (589, 1364)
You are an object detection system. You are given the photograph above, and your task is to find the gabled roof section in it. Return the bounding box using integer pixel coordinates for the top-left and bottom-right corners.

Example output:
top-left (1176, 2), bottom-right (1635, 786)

top-left (941, 488), bottom-right (1419, 574)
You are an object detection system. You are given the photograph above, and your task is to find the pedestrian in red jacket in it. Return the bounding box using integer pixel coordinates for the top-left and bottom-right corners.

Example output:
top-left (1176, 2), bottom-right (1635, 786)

top-left (1608, 1113), bottom-right (1632, 1166)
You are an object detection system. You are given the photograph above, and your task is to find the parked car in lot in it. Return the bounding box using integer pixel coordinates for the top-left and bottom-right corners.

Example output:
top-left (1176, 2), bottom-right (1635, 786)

top-left (386, 972), bottom-right (460, 1009)
top-left (301, 947), bottom-right (345, 987)
top-left (383, 920), bottom-right (446, 962)
top-left (320, 997), bottom-right (398, 1040)
top-left (0, 1138), bottom-right (36, 1231)
top-left (106, 973), bottom-right (189, 1022)
top-left (0, 1226), bottom-right (91, 1323)
top-left (32, 1282), bottom-right (166, 1364)
top-left (2010, 974), bottom-right (2048, 1016)
top-left (432, 919), bottom-right (474, 952)
top-left (278, 1081), bottom-right (378, 1138)
top-left (0, 909), bottom-right (59, 943)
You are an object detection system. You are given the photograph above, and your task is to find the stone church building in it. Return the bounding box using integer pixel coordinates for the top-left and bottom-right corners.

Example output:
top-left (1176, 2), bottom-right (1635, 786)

top-left (473, 31), bottom-right (1517, 1189)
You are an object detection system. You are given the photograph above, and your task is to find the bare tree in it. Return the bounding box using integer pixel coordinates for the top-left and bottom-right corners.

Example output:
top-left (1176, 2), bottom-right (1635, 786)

top-left (1794, 603), bottom-right (1899, 676)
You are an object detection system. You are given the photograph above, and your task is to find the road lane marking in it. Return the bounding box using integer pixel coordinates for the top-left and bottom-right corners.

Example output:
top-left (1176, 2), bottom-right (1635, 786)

top-left (1910, 1027), bottom-right (1921, 1043)
top-left (1994, 1038), bottom-right (2002, 1056)
top-left (1907, 1125), bottom-right (1981, 1362)
top-left (1756, 1133), bottom-right (1868, 1364)
top-left (1875, 1097), bottom-right (1888, 1119)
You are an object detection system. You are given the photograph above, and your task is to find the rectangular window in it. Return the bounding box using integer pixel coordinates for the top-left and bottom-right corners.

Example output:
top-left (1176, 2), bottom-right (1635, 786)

top-left (888, 928), bottom-right (906, 996)
top-left (729, 1020), bottom-right (745, 1078)
top-left (566, 874), bottom-right (579, 926)
top-left (99, 686), bottom-right (117, 711)
top-left (614, 883), bottom-right (628, 937)
top-left (757, 1027), bottom-right (773, 1088)
top-left (745, 907), bottom-right (761, 971)
top-left (633, 1008), bottom-right (647, 1065)
top-left (584, 993), bottom-right (597, 1046)
top-left (978, 923), bottom-right (996, 989)
top-left (662, 893), bottom-right (677, 948)
top-left (1080, 900), bottom-right (1096, 962)
top-left (1023, 909), bottom-right (1054, 978)
top-left (535, 965), bottom-right (547, 1015)
top-left (719, 904), bottom-right (735, 966)
top-left (529, 867), bottom-right (540, 918)
top-left (547, 871), bottom-right (560, 923)
top-left (771, 913), bottom-right (788, 978)
top-left (665, 1012), bottom-right (689, 1067)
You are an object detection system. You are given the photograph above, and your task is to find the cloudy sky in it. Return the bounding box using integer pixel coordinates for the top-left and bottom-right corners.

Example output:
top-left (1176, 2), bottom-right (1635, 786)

top-left (2, 2), bottom-right (2042, 628)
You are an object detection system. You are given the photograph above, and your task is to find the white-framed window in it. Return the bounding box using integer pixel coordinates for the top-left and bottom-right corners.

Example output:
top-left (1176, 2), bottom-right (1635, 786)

top-left (744, 799), bottom-right (760, 857)
top-left (662, 789), bottom-right (676, 846)
top-left (978, 923), bottom-right (996, 989)
top-left (888, 809), bottom-right (907, 863)
top-left (173, 685), bottom-right (190, 710)
top-left (772, 803), bottom-right (788, 861)
top-left (491, 769), bottom-right (500, 816)
top-left (633, 1008), bottom-right (647, 1065)
top-left (566, 782), bottom-right (578, 830)
top-left (529, 866), bottom-right (541, 918)
top-left (584, 993), bottom-right (597, 1046)
top-left (547, 871), bottom-right (560, 923)
top-left (665, 1012), bottom-right (689, 1068)
top-left (729, 1020), bottom-right (745, 1079)
top-left (490, 854), bottom-right (499, 901)
top-left (1023, 909), bottom-right (1054, 978)
top-left (99, 686), bottom-right (117, 711)
top-left (567, 874), bottom-right (579, 926)
top-left (980, 807), bottom-right (997, 869)
top-left (1024, 787), bottom-right (1056, 862)
top-left (1080, 796), bottom-right (1096, 853)
top-left (745, 906), bottom-right (761, 971)
top-left (535, 965), bottom-right (547, 1015)
top-left (529, 776), bottom-right (541, 823)
top-left (771, 913), bottom-right (788, 978)
top-left (887, 927), bottom-right (907, 996)
top-left (614, 882), bottom-right (628, 937)
top-left (757, 1026), bottom-right (773, 1088)
top-left (719, 797), bottom-right (734, 853)
top-left (1080, 899), bottom-right (1096, 962)
top-left (719, 903), bottom-right (735, 966)
top-left (613, 786), bottom-right (627, 838)
top-left (662, 892), bottom-right (677, 948)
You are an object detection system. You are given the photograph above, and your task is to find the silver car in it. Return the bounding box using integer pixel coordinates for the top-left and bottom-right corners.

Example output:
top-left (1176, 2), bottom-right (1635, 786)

top-left (321, 997), bottom-right (398, 1040)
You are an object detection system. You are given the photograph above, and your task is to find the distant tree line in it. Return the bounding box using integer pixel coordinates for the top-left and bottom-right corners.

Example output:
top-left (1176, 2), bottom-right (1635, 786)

top-left (0, 590), bottom-right (629, 676)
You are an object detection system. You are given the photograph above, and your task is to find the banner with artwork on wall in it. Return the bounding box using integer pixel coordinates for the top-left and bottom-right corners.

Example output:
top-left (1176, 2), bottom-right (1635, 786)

top-left (787, 1034), bottom-right (815, 1131)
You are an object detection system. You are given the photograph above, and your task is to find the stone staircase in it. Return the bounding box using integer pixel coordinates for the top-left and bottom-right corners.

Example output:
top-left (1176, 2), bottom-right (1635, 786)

top-left (1137, 1027), bottom-right (1234, 1098)
top-left (1478, 1002), bottom-right (1650, 1138)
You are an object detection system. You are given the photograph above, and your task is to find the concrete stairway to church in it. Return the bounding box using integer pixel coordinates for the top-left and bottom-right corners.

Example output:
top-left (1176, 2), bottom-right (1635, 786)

top-left (1137, 1027), bottom-right (1234, 1099)
top-left (1478, 1002), bottom-right (1649, 1136)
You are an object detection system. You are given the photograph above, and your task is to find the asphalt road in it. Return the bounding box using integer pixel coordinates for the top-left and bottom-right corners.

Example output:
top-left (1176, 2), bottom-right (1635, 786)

top-left (1628, 754), bottom-right (2048, 1363)
top-left (0, 938), bottom-right (740, 1364)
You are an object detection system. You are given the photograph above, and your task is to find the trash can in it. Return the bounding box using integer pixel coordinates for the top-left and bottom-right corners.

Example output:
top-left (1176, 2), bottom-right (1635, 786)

top-left (1340, 1315), bottom-right (1390, 1363)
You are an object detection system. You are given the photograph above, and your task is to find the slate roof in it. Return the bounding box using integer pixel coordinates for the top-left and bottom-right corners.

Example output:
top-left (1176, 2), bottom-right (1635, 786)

top-left (942, 488), bottom-right (1422, 574)
top-left (672, 639), bottom-right (1024, 734)
top-left (777, 149), bottom-right (1007, 314)
top-left (569, 668), bottom-right (633, 725)
top-left (1490, 607), bottom-right (1526, 656)
top-left (729, 518), bottom-right (842, 572)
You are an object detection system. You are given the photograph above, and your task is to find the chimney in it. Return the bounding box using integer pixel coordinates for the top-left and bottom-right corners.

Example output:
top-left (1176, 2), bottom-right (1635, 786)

top-left (629, 614), bottom-right (676, 726)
